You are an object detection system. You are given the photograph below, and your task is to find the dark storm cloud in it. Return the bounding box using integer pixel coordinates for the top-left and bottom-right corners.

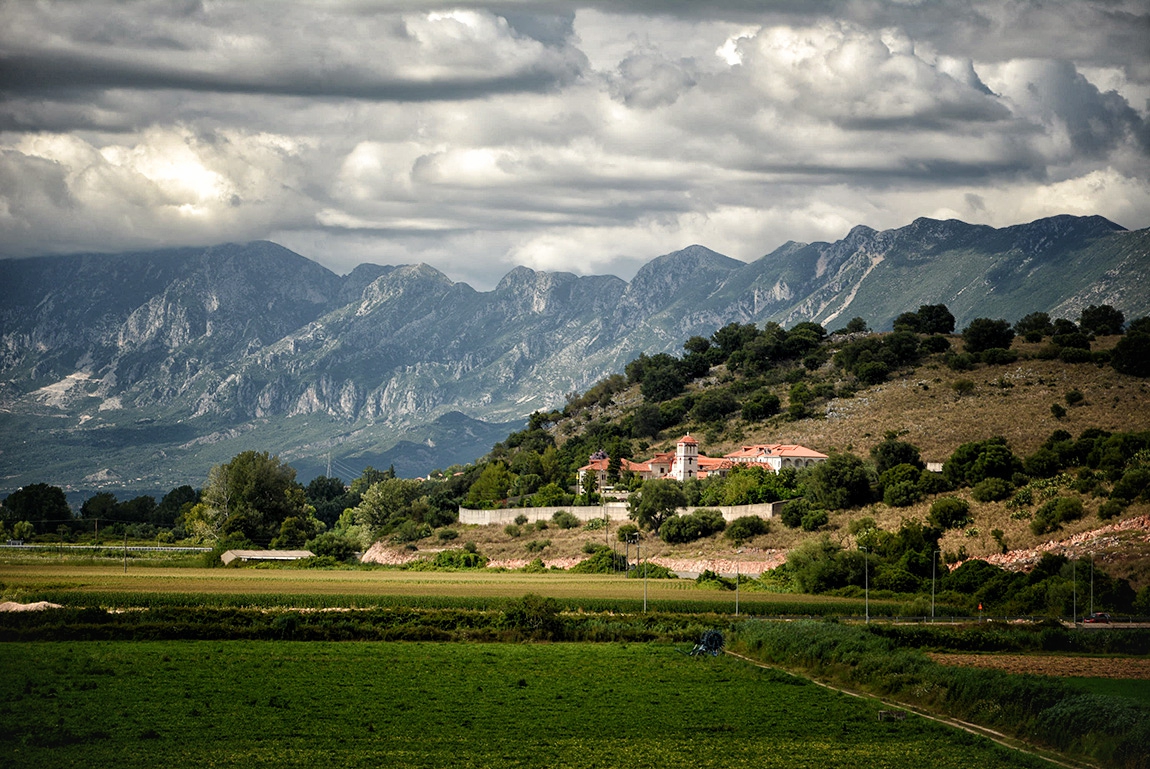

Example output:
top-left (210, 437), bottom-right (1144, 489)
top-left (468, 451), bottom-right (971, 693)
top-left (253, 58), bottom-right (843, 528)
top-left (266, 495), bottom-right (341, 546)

top-left (0, 52), bottom-right (580, 102)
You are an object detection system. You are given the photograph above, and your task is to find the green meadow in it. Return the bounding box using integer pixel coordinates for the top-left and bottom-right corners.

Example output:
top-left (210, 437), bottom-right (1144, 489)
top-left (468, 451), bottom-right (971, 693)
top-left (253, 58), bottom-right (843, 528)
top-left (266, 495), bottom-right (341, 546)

top-left (0, 641), bottom-right (1056, 769)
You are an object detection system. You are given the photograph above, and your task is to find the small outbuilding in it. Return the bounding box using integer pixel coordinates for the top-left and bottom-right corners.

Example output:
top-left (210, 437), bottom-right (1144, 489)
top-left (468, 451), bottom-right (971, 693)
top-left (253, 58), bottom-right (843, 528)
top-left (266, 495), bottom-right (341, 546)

top-left (220, 549), bottom-right (314, 566)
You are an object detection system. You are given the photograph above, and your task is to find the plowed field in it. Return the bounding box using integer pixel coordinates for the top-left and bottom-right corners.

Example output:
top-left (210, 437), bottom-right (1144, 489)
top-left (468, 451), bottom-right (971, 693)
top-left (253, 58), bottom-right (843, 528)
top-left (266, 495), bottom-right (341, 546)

top-left (929, 652), bottom-right (1150, 679)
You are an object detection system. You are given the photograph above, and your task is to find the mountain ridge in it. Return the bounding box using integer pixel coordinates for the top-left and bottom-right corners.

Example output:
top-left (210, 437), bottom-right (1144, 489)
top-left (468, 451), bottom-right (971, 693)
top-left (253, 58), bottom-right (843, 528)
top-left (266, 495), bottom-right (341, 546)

top-left (1, 214), bottom-right (1146, 492)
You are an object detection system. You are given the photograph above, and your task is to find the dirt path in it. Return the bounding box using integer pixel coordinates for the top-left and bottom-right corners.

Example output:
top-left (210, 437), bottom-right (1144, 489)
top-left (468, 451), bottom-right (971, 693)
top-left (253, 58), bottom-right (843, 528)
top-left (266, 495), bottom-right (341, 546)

top-left (929, 652), bottom-right (1150, 679)
top-left (725, 650), bottom-right (1087, 769)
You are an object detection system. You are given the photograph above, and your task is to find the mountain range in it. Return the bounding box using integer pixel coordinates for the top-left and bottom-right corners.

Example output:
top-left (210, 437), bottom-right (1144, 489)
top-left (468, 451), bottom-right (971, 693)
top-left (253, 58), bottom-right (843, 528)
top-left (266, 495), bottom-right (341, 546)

top-left (1, 214), bottom-right (1147, 494)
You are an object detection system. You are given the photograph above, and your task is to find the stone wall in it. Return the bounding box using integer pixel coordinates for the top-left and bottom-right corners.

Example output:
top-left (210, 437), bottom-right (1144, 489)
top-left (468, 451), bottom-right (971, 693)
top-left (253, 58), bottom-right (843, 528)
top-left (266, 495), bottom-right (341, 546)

top-left (458, 501), bottom-right (784, 526)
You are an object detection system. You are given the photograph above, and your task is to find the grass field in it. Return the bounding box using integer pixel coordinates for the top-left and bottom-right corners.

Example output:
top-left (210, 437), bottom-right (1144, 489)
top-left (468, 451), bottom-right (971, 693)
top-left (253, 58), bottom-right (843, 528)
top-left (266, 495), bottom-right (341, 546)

top-left (0, 562), bottom-right (917, 615)
top-left (1065, 677), bottom-right (1150, 707)
top-left (0, 641), bottom-right (1059, 769)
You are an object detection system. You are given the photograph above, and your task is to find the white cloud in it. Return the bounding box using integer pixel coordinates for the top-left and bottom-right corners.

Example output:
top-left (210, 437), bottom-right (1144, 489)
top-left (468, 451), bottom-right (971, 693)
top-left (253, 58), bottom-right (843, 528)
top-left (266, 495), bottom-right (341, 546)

top-left (0, 1), bottom-right (1146, 287)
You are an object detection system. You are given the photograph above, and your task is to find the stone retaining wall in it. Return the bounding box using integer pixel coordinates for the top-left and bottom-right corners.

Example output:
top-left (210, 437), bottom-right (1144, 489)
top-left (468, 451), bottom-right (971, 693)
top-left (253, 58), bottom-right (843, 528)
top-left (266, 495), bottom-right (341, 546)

top-left (458, 501), bottom-right (784, 526)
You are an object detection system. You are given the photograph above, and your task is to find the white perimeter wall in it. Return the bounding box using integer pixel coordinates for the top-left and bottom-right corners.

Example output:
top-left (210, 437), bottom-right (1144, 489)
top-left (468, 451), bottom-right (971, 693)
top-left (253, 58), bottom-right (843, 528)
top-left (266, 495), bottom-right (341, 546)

top-left (458, 501), bottom-right (784, 526)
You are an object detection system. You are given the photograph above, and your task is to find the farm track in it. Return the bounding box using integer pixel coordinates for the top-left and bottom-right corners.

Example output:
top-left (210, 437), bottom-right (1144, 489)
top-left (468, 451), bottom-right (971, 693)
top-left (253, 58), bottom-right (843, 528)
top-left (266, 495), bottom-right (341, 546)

top-left (725, 650), bottom-right (1097, 769)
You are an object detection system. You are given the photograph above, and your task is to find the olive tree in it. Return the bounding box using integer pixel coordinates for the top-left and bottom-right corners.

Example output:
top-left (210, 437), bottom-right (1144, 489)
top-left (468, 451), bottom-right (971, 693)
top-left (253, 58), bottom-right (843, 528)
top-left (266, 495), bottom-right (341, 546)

top-left (629, 479), bottom-right (687, 534)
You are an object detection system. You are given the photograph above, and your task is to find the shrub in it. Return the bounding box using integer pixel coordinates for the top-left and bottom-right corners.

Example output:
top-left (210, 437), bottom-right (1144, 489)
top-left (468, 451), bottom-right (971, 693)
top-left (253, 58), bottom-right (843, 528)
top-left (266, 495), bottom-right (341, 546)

top-left (929, 497), bottom-right (971, 529)
top-left (502, 593), bottom-right (562, 637)
top-left (1111, 468), bottom-right (1150, 502)
top-left (920, 335), bottom-right (951, 353)
top-left (1024, 448), bottom-right (1062, 478)
top-left (1098, 500), bottom-right (1124, 520)
top-left (1031, 497), bottom-right (1085, 535)
top-left (855, 361), bottom-right (889, 385)
top-left (1064, 389), bottom-right (1085, 406)
top-left (551, 510), bottom-right (581, 529)
top-left (1059, 347), bottom-right (1093, 364)
top-left (1051, 403), bottom-right (1067, 419)
top-left (800, 509), bottom-right (828, 531)
top-left (514, 514), bottom-right (528, 525)
top-left (741, 391), bottom-right (781, 421)
top-left (883, 481), bottom-right (922, 507)
top-left (570, 548), bottom-right (627, 573)
top-left (980, 347), bottom-right (1018, 365)
top-left (962, 318), bottom-right (1014, 353)
top-left (430, 548), bottom-right (488, 569)
top-left (660, 508), bottom-right (726, 544)
top-left (1111, 331), bottom-right (1150, 377)
top-left (504, 524), bottom-right (522, 538)
top-left (525, 539), bottom-right (551, 553)
top-left (972, 477), bottom-right (1013, 502)
top-left (437, 528), bottom-right (459, 542)
top-left (725, 515), bottom-right (768, 543)
top-left (616, 523), bottom-right (639, 542)
top-left (627, 562), bottom-right (678, 579)
top-left (305, 532), bottom-right (359, 562)
top-left (779, 498), bottom-right (808, 529)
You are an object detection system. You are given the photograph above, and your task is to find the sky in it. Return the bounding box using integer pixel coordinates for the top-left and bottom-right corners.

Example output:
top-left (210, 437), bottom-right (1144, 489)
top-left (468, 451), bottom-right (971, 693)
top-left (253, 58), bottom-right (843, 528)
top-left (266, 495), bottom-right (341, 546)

top-left (1, 1), bottom-right (1148, 289)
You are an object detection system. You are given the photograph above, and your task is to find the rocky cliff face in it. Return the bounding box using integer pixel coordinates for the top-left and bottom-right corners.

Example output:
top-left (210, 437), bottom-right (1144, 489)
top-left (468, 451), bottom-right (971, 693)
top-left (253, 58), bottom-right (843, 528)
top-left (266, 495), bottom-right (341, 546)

top-left (0, 215), bottom-right (1146, 489)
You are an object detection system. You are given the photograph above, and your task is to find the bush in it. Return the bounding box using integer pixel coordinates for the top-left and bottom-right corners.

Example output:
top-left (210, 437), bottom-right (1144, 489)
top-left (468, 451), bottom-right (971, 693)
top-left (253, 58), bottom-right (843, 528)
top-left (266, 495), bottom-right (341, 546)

top-left (780, 498), bottom-right (808, 529)
top-left (1031, 497), bottom-right (1085, 535)
top-left (660, 508), bottom-right (726, 544)
top-left (1059, 347), bottom-right (1092, 364)
top-left (430, 548), bottom-right (488, 569)
top-left (980, 347), bottom-right (1018, 365)
top-left (502, 593), bottom-right (562, 638)
top-left (1111, 467), bottom-right (1150, 502)
top-left (1098, 499), bottom-right (1124, 520)
top-left (962, 318), bottom-right (1014, 353)
top-left (616, 523), bottom-right (639, 542)
top-left (883, 481), bottom-right (922, 507)
top-left (920, 335), bottom-right (951, 353)
top-left (514, 514), bottom-right (528, 525)
top-left (504, 524), bottom-right (522, 538)
top-left (1111, 331), bottom-right (1150, 377)
top-left (525, 539), bottom-right (551, 553)
top-left (305, 532), bottom-right (359, 562)
top-left (570, 548), bottom-right (627, 573)
top-left (801, 509), bottom-right (828, 531)
top-left (724, 515), bottom-right (768, 543)
top-left (972, 477), bottom-right (1013, 502)
top-left (929, 497), bottom-right (971, 530)
top-left (741, 391), bottom-right (781, 421)
top-left (627, 562), bottom-right (678, 579)
top-left (551, 510), bottom-right (581, 529)
top-left (437, 528), bottom-right (459, 542)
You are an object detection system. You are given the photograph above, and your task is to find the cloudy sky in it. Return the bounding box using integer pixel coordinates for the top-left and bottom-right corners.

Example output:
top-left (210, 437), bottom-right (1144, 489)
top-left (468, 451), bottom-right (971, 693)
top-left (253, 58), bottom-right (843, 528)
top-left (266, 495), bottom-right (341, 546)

top-left (1, 1), bottom-right (1148, 288)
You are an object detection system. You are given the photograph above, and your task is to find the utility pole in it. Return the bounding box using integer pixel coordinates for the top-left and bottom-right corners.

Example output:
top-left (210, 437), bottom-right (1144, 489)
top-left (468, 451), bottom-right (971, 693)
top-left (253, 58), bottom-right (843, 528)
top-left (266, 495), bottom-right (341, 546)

top-left (861, 546), bottom-right (869, 624)
top-left (932, 549), bottom-right (941, 622)
top-left (123, 528), bottom-right (128, 573)
top-left (735, 548), bottom-right (741, 617)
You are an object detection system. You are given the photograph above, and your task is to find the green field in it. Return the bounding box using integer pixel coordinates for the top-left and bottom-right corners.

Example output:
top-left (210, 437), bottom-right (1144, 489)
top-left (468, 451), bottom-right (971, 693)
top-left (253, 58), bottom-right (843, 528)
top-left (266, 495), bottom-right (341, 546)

top-left (0, 562), bottom-right (921, 616)
top-left (0, 641), bottom-right (1057, 769)
top-left (1065, 677), bottom-right (1150, 707)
